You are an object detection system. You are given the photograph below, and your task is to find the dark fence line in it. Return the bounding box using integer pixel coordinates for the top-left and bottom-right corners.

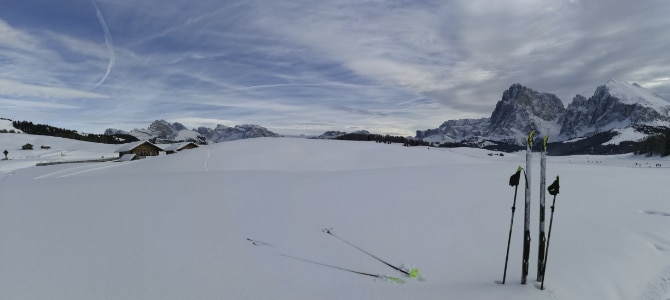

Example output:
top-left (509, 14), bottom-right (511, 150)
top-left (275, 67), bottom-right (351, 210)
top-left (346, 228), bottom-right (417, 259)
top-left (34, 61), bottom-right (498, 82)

top-left (36, 157), bottom-right (118, 166)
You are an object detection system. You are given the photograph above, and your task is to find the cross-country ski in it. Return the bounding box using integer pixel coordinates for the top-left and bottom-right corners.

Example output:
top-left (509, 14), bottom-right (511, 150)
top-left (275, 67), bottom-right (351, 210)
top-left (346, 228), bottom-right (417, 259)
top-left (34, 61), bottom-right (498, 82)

top-left (537, 135), bottom-right (549, 282)
top-left (521, 130), bottom-right (534, 284)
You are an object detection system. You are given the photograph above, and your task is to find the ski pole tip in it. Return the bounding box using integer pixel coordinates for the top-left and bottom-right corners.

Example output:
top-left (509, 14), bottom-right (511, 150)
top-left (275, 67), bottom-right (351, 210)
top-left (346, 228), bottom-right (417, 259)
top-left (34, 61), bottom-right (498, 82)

top-left (389, 277), bottom-right (404, 283)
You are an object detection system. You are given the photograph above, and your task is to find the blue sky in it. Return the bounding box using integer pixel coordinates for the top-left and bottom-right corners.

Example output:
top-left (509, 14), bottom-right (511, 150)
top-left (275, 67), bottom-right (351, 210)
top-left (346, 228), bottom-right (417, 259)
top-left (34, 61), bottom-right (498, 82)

top-left (1, 0), bottom-right (670, 136)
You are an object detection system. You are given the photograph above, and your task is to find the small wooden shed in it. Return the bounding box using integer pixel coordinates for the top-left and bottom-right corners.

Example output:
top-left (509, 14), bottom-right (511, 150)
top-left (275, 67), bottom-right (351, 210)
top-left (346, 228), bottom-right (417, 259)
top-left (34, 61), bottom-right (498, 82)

top-left (22, 143), bottom-right (33, 150)
top-left (114, 141), bottom-right (164, 158)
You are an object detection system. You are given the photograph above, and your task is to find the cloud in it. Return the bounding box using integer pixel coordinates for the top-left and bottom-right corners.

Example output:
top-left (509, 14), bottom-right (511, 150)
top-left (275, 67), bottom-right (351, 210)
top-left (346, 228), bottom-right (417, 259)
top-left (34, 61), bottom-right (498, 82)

top-left (91, 0), bottom-right (115, 88)
top-left (0, 98), bottom-right (78, 110)
top-left (0, 79), bottom-right (108, 100)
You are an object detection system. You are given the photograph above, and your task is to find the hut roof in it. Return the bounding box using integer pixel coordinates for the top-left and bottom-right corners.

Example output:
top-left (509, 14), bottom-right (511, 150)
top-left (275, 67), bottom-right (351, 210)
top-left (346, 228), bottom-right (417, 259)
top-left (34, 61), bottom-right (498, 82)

top-left (114, 141), bottom-right (164, 153)
top-left (161, 142), bottom-right (199, 152)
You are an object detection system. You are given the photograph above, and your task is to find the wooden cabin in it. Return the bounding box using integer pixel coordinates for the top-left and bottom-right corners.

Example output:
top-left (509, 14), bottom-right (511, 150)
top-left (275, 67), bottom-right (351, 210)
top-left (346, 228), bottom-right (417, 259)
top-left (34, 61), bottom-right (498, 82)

top-left (22, 143), bottom-right (33, 150)
top-left (162, 142), bottom-right (200, 154)
top-left (114, 141), bottom-right (164, 158)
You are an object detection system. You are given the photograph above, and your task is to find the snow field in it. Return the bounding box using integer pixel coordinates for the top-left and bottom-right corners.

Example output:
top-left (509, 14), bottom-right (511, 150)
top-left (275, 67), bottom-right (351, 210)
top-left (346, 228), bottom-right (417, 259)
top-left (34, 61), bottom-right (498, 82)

top-left (0, 136), bottom-right (669, 299)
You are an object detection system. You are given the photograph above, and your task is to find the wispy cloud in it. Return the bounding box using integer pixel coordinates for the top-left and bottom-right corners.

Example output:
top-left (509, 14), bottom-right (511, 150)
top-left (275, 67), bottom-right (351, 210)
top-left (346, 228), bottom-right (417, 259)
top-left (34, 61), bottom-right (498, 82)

top-left (0, 98), bottom-right (78, 110)
top-left (91, 0), bottom-right (115, 88)
top-left (0, 79), bottom-right (108, 100)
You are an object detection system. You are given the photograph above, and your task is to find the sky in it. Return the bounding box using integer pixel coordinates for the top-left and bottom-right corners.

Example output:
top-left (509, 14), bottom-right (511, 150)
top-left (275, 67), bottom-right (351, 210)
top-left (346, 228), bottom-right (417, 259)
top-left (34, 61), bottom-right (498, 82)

top-left (1, 0), bottom-right (670, 136)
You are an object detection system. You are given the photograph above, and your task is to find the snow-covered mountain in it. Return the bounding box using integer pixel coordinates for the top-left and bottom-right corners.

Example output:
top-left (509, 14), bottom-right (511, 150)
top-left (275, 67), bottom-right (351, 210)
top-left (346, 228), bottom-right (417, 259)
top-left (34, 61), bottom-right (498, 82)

top-left (195, 124), bottom-right (280, 142)
top-left (559, 79), bottom-right (670, 139)
top-left (417, 84), bottom-right (564, 146)
top-left (314, 131), bottom-right (348, 139)
top-left (105, 120), bottom-right (207, 144)
top-left (106, 121), bottom-right (279, 144)
top-left (417, 80), bottom-right (670, 150)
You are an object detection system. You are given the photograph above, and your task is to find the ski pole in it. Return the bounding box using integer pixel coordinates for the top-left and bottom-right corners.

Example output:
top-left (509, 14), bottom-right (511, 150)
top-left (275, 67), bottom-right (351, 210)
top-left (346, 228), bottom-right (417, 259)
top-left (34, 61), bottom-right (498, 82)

top-left (540, 176), bottom-right (560, 290)
top-left (322, 228), bottom-right (419, 278)
top-left (502, 166), bottom-right (522, 284)
top-left (247, 238), bottom-right (403, 283)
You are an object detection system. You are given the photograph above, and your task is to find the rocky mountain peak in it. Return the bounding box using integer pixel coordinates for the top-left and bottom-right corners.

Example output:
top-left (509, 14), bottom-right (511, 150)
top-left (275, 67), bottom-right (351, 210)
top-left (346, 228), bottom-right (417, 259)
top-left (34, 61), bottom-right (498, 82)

top-left (417, 80), bottom-right (670, 149)
top-left (488, 84), bottom-right (565, 143)
top-left (559, 80), bottom-right (670, 139)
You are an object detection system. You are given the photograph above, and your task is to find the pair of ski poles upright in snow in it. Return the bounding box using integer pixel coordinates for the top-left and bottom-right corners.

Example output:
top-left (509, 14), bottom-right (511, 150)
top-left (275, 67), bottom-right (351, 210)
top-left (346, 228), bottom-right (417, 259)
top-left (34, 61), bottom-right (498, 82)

top-left (501, 134), bottom-right (561, 290)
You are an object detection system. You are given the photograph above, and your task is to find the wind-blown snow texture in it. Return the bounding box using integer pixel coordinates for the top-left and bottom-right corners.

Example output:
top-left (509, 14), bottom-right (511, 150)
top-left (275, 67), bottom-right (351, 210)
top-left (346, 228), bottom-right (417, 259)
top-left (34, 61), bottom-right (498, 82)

top-left (1, 135), bottom-right (670, 299)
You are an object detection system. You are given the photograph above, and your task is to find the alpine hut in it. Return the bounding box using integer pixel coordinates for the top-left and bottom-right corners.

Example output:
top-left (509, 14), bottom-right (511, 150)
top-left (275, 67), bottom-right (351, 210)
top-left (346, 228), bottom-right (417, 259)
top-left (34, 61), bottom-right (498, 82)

top-left (162, 142), bottom-right (199, 154)
top-left (114, 141), bottom-right (164, 158)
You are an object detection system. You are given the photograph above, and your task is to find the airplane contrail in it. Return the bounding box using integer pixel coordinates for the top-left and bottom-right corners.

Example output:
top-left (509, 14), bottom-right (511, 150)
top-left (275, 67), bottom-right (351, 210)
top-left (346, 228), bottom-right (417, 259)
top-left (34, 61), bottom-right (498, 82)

top-left (92, 0), bottom-right (115, 88)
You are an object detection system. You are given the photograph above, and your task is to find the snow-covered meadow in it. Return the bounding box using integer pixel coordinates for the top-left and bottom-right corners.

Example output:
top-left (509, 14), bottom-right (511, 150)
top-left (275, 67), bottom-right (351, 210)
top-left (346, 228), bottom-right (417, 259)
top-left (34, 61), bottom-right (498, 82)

top-left (1, 134), bottom-right (669, 299)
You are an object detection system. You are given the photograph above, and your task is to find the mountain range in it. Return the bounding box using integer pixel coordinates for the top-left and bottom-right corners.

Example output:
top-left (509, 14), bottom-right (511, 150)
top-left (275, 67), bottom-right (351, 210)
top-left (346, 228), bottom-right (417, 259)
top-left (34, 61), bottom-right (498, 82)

top-left (104, 121), bottom-right (280, 144)
top-left (4, 79), bottom-right (668, 154)
top-left (416, 80), bottom-right (670, 154)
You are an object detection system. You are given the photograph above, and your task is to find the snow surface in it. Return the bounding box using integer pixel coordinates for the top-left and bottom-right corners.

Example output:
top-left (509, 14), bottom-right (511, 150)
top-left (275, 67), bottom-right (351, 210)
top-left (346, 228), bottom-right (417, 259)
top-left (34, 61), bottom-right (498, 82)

top-left (0, 119), bottom-right (21, 133)
top-left (604, 127), bottom-right (648, 146)
top-left (1, 136), bottom-right (670, 299)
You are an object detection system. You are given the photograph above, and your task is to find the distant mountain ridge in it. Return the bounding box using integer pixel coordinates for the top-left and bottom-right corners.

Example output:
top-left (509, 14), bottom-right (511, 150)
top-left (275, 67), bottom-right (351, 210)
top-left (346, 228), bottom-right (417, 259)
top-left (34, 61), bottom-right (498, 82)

top-left (417, 80), bottom-right (670, 153)
top-left (105, 120), bottom-right (280, 144)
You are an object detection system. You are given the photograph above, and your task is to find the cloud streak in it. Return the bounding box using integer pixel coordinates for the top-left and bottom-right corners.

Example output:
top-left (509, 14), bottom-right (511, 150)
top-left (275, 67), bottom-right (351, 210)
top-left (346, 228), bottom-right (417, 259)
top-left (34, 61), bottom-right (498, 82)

top-left (91, 0), bottom-right (115, 89)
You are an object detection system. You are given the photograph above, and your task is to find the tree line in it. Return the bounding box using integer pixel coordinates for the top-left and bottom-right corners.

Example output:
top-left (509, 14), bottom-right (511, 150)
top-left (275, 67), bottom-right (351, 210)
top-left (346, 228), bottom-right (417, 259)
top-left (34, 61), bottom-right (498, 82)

top-left (10, 120), bottom-right (139, 144)
top-left (635, 129), bottom-right (670, 156)
top-left (334, 132), bottom-right (431, 147)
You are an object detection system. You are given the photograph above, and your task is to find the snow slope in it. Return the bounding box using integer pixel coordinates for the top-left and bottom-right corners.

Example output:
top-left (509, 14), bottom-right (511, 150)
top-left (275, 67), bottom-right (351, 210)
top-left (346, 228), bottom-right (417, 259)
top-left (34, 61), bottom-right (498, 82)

top-left (1, 136), bottom-right (669, 299)
top-left (606, 79), bottom-right (670, 111)
top-left (0, 119), bottom-right (21, 133)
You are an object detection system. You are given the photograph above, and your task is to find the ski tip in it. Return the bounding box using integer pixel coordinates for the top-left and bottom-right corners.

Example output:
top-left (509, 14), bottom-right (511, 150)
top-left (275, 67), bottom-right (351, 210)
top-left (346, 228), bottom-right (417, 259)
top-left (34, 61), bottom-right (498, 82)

top-left (543, 135), bottom-right (549, 150)
top-left (528, 130), bottom-right (536, 148)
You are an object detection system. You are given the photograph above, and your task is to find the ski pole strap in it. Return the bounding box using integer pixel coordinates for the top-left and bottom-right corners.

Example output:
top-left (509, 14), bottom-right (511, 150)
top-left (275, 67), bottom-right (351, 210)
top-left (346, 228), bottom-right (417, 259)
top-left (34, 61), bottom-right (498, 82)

top-left (548, 176), bottom-right (560, 195)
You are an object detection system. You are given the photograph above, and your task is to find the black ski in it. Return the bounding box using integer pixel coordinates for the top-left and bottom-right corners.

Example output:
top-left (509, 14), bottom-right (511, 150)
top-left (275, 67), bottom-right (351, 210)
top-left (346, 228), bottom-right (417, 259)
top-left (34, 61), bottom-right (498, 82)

top-left (522, 130), bottom-right (534, 284)
top-left (247, 238), bottom-right (403, 283)
top-left (322, 228), bottom-right (419, 279)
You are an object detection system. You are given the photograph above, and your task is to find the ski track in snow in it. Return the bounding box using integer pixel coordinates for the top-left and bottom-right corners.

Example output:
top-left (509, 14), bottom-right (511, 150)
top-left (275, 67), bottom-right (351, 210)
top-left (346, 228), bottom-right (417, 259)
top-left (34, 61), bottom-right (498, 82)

top-left (33, 162), bottom-right (128, 179)
top-left (641, 210), bottom-right (670, 217)
top-left (204, 146), bottom-right (211, 171)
